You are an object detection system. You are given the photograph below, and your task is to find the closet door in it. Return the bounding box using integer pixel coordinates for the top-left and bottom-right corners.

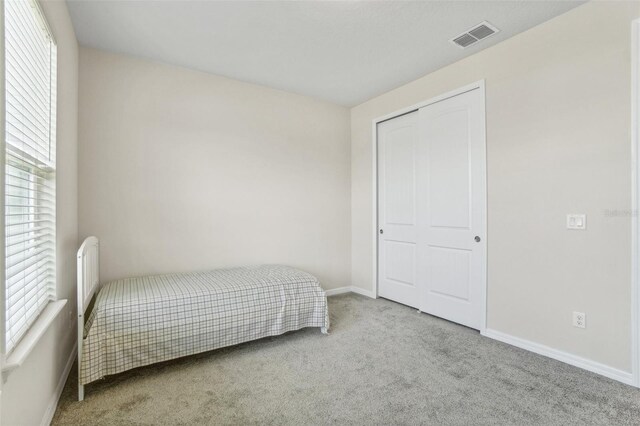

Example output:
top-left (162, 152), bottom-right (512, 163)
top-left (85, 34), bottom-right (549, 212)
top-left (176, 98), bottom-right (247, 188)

top-left (417, 88), bottom-right (485, 330)
top-left (377, 112), bottom-right (420, 308)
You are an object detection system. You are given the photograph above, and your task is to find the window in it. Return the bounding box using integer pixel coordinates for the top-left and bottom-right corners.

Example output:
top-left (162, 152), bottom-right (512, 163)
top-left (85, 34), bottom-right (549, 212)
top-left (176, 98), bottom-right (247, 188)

top-left (4, 0), bottom-right (57, 353)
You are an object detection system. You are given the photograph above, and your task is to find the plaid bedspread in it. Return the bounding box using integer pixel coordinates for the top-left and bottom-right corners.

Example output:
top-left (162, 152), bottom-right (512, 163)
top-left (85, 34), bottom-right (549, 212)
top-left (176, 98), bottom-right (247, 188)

top-left (80, 265), bottom-right (329, 385)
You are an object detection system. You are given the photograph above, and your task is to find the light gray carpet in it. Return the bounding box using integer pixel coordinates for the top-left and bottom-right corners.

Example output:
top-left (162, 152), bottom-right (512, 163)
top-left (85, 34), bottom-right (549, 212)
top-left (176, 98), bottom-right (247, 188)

top-left (53, 294), bottom-right (640, 425)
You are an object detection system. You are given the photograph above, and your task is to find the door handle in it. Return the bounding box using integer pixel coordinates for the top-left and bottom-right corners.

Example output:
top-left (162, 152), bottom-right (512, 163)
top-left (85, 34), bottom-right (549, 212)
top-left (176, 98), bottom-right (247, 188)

top-left (379, 229), bottom-right (384, 234)
top-left (474, 236), bottom-right (481, 242)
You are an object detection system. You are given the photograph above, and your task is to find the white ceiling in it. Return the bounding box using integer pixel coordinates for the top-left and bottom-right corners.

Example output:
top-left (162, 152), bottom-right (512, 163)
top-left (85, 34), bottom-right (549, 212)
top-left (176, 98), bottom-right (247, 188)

top-left (67, 0), bottom-right (583, 106)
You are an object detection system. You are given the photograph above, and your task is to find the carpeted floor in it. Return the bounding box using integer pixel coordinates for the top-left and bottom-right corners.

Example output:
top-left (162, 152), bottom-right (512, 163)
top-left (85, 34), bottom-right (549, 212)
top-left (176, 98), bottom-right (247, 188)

top-left (53, 293), bottom-right (640, 425)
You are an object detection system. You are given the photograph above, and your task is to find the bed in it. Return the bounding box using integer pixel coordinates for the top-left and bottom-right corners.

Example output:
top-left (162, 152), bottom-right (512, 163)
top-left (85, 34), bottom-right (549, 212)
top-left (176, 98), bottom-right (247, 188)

top-left (76, 237), bottom-right (329, 400)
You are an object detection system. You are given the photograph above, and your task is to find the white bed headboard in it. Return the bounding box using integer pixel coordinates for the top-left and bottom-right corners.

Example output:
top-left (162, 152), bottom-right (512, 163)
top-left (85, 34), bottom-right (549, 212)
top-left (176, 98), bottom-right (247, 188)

top-left (77, 236), bottom-right (99, 315)
top-left (77, 236), bottom-right (99, 402)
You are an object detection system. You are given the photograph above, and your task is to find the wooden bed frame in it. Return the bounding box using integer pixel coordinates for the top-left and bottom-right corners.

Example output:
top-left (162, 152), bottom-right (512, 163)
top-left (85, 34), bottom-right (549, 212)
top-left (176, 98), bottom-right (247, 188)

top-left (76, 236), bottom-right (100, 401)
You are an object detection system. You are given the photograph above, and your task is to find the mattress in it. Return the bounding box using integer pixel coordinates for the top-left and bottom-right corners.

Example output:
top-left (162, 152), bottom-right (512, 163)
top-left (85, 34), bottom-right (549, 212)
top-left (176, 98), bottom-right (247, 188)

top-left (80, 265), bottom-right (329, 385)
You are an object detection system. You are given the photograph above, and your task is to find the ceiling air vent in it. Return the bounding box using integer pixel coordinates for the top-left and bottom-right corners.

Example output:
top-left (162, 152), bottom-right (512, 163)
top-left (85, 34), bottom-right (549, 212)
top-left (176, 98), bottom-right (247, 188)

top-left (450, 21), bottom-right (499, 49)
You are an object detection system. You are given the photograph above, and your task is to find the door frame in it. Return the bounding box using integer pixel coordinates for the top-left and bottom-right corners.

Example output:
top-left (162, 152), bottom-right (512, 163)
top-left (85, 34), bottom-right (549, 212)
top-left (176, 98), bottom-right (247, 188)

top-left (631, 18), bottom-right (640, 388)
top-left (371, 80), bottom-right (488, 333)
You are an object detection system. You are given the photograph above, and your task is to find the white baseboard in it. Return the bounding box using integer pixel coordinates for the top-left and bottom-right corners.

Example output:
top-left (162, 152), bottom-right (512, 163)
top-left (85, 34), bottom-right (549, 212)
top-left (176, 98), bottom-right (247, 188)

top-left (324, 286), bottom-right (376, 299)
top-left (348, 286), bottom-right (376, 299)
top-left (41, 341), bottom-right (77, 426)
top-left (324, 286), bottom-right (351, 296)
top-left (482, 328), bottom-right (634, 386)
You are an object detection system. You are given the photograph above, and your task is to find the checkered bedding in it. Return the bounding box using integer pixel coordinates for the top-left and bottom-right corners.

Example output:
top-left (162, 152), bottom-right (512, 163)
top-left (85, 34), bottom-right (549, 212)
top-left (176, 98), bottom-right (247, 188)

top-left (80, 265), bottom-right (329, 385)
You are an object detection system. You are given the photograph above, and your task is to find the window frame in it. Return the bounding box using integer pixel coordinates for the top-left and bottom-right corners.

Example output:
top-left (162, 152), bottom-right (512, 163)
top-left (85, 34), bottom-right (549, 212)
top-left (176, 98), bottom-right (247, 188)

top-left (1, 0), bottom-right (63, 364)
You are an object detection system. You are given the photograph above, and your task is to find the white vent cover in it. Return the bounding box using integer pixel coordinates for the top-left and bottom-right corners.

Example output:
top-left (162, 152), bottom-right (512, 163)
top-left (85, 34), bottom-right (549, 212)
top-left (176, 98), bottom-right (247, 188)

top-left (450, 21), bottom-right (500, 49)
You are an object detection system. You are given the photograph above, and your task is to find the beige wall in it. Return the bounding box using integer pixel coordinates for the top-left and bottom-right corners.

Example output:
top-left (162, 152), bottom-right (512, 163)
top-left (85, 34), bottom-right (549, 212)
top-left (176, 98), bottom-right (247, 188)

top-left (1, 1), bottom-right (79, 425)
top-left (78, 48), bottom-right (351, 289)
top-left (351, 1), bottom-right (640, 372)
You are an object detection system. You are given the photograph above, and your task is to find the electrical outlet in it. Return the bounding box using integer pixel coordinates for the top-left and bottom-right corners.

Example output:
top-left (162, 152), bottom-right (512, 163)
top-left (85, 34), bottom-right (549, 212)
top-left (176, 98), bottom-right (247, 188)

top-left (572, 311), bottom-right (586, 328)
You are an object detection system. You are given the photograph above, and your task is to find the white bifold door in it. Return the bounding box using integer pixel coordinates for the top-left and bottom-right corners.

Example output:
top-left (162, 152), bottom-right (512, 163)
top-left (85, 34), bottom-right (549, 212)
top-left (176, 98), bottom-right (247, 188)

top-left (377, 88), bottom-right (486, 330)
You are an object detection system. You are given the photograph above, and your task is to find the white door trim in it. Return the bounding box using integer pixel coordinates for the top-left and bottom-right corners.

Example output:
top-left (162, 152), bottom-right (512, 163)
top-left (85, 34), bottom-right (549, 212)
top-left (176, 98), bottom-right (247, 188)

top-left (631, 18), bottom-right (640, 388)
top-left (371, 80), bottom-right (488, 333)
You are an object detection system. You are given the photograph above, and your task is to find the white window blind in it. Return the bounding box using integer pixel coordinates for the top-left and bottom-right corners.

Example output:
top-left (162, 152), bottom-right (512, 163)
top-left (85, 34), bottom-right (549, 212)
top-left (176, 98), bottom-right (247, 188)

top-left (4, 0), bottom-right (57, 353)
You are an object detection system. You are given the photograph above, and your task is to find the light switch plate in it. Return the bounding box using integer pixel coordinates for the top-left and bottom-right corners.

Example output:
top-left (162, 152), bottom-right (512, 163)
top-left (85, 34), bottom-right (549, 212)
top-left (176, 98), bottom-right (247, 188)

top-left (567, 214), bottom-right (586, 230)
